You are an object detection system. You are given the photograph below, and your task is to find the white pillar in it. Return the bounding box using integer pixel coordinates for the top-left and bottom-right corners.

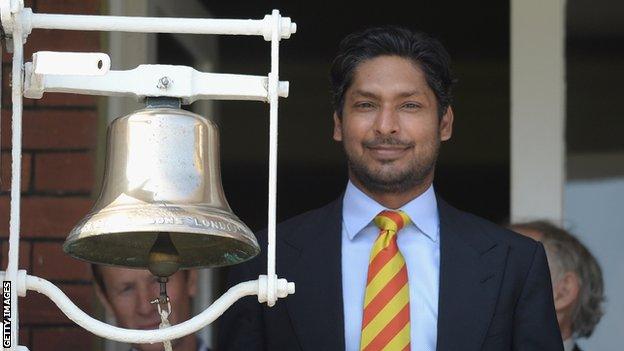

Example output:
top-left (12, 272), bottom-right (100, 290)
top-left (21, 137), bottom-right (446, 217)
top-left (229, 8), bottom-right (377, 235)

top-left (107, 0), bottom-right (156, 122)
top-left (511, 0), bottom-right (567, 223)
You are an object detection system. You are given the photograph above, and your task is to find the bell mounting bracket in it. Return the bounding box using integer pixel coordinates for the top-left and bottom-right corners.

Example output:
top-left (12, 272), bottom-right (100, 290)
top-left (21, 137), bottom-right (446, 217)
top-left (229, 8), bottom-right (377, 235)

top-left (24, 51), bottom-right (290, 104)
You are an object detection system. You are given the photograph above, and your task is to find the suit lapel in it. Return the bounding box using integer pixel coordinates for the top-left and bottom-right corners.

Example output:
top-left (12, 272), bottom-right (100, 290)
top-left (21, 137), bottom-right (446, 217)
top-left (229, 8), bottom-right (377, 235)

top-left (280, 198), bottom-right (345, 351)
top-left (436, 199), bottom-right (509, 351)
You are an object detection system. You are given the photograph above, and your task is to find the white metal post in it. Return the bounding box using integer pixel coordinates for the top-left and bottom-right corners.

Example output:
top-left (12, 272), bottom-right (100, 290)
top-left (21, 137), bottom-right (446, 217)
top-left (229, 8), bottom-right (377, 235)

top-left (5, 4), bottom-right (24, 349)
top-left (266, 9), bottom-right (281, 307)
top-left (29, 13), bottom-right (296, 38)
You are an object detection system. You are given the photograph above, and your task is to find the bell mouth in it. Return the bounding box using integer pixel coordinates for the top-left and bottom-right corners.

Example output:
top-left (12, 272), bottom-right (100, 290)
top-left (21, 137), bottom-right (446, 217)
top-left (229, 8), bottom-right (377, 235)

top-left (64, 231), bottom-right (258, 269)
top-left (63, 203), bottom-right (260, 269)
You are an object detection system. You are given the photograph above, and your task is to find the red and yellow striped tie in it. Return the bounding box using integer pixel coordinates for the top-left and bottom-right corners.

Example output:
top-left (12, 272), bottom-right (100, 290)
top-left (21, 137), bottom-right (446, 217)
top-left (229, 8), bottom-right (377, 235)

top-left (360, 210), bottom-right (411, 351)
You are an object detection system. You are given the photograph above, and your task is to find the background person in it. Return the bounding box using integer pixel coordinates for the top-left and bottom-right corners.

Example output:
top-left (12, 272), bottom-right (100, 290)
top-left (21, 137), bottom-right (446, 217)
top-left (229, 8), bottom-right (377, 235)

top-left (92, 265), bottom-right (209, 351)
top-left (510, 221), bottom-right (605, 351)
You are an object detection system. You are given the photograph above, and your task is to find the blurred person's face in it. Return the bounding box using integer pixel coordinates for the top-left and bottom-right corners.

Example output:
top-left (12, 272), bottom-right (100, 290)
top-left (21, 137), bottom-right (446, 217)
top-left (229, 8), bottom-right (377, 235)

top-left (97, 267), bottom-right (197, 351)
top-left (333, 55), bottom-right (453, 197)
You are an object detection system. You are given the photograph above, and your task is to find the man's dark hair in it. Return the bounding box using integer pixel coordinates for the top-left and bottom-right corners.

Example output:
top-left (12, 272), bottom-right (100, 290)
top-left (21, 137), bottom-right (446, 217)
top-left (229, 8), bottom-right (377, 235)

top-left (330, 25), bottom-right (455, 118)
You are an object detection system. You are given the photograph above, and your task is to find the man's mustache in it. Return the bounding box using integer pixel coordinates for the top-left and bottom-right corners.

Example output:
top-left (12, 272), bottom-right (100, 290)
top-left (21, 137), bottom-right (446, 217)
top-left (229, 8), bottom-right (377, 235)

top-left (363, 137), bottom-right (415, 148)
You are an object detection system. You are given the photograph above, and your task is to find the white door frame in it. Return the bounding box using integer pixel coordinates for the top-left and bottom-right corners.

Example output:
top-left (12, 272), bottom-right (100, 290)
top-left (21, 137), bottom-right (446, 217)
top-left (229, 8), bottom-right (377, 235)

top-left (511, 0), bottom-right (567, 224)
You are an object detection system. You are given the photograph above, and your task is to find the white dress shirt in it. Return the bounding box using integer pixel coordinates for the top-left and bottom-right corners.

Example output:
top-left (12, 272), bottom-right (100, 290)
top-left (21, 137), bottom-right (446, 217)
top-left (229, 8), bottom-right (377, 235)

top-left (341, 181), bottom-right (440, 351)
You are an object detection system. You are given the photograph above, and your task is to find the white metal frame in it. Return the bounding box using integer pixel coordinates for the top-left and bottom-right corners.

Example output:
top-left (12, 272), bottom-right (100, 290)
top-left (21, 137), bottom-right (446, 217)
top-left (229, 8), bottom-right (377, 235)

top-left (24, 57), bottom-right (290, 104)
top-left (0, 1), bottom-right (296, 350)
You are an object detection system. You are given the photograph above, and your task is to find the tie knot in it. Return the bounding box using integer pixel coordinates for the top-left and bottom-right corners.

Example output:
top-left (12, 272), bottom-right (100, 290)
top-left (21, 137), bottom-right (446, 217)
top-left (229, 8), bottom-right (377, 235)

top-left (374, 210), bottom-right (411, 232)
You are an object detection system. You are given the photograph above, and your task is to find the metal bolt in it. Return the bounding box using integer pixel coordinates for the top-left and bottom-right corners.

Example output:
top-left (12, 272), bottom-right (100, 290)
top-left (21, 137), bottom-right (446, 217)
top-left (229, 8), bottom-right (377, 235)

top-left (157, 76), bottom-right (171, 89)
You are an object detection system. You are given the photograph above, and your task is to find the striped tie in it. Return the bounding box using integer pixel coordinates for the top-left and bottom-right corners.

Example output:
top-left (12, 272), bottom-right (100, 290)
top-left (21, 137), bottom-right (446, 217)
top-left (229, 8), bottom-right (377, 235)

top-left (360, 210), bottom-right (411, 351)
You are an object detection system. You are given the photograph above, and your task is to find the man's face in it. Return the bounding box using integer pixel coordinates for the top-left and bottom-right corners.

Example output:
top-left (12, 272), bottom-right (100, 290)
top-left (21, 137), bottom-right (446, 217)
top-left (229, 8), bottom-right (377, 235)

top-left (333, 55), bottom-right (453, 194)
top-left (98, 267), bottom-right (197, 351)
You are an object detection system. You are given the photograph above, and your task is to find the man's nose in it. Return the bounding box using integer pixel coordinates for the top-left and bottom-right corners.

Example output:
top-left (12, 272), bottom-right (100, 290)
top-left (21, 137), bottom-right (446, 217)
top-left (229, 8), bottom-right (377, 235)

top-left (373, 106), bottom-right (399, 135)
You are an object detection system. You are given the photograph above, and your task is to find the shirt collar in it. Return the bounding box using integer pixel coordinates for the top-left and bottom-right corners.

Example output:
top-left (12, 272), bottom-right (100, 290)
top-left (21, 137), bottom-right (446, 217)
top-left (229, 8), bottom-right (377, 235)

top-left (562, 338), bottom-right (576, 351)
top-left (342, 180), bottom-right (439, 242)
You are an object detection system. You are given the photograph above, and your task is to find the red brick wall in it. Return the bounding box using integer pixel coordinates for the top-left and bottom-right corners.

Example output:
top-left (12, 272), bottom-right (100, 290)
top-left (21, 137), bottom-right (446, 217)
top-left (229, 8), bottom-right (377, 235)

top-left (1, 1), bottom-right (101, 349)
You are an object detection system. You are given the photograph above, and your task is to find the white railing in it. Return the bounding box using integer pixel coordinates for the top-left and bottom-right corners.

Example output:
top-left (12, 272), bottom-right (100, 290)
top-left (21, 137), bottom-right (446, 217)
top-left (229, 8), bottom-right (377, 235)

top-left (0, 0), bottom-right (296, 350)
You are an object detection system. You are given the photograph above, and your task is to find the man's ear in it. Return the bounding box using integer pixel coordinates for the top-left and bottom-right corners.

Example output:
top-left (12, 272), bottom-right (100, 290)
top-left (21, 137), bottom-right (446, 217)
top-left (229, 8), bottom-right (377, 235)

top-left (333, 112), bottom-right (343, 141)
top-left (187, 270), bottom-right (198, 297)
top-left (553, 271), bottom-right (581, 312)
top-left (440, 106), bottom-right (454, 141)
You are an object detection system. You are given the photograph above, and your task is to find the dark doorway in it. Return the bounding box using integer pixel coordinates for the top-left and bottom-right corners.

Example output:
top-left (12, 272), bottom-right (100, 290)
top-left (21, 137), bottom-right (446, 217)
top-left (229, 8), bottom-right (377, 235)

top-left (203, 0), bottom-right (511, 229)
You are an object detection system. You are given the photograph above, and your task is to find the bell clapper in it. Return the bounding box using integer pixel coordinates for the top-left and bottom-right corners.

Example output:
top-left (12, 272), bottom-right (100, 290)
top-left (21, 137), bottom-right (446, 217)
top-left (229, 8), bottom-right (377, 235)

top-left (148, 232), bottom-right (182, 278)
top-left (146, 232), bottom-right (181, 351)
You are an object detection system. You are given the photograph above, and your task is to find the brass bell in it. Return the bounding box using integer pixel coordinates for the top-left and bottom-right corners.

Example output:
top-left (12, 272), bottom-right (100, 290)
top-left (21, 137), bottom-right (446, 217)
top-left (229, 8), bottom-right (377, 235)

top-left (63, 99), bottom-right (260, 277)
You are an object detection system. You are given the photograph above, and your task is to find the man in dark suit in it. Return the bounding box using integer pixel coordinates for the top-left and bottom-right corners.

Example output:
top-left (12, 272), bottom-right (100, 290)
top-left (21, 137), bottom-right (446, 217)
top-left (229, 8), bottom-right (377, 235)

top-left (218, 26), bottom-right (563, 351)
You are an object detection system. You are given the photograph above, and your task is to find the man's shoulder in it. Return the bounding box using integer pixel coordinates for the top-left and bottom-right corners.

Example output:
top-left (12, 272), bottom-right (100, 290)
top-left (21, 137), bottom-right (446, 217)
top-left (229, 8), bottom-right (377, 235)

top-left (440, 199), bottom-right (541, 253)
top-left (255, 197), bottom-right (342, 241)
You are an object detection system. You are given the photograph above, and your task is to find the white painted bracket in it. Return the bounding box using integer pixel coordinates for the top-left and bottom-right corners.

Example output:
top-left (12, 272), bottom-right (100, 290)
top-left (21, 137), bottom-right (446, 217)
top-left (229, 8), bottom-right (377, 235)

top-left (33, 51), bottom-right (110, 76)
top-left (23, 52), bottom-right (289, 104)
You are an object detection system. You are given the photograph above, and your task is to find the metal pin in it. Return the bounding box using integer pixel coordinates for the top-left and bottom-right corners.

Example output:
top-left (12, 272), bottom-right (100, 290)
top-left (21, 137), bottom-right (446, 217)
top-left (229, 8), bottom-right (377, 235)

top-left (149, 276), bottom-right (170, 307)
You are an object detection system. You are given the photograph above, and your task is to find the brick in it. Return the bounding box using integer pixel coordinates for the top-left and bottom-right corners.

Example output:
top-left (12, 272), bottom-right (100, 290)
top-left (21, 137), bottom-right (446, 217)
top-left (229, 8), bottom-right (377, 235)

top-left (0, 240), bottom-right (31, 271)
top-left (3, 63), bottom-right (94, 107)
top-left (36, 93), bottom-right (97, 107)
top-left (4, 29), bottom-right (101, 71)
top-left (32, 242), bottom-right (91, 281)
top-left (20, 284), bottom-right (94, 325)
top-left (1, 109), bottom-right (98, 150)
top-left (32, 327), bottom-right (95, 351)
top-left (1, 64), bottom-right (8, 105)
top-left (0, 152), bottom-right (32, 192)
top-left (36, 0), bottom-right (100, 15)
top-left (34, 152), bottom-right (94, 192)
top-left (25, 29), bottom-right (100, 58)
top-left (18, 327), bottom-right (31, 349)
top-left (0, 196), bottom-right (94, 239)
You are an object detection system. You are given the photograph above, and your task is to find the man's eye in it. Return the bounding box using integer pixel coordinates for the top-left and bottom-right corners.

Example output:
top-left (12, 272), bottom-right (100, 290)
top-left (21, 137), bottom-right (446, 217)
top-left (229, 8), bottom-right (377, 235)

top-left (355, 102), bottom-right (374, 109)
top-left (402, 102), bottom-right (421, 109)
top-left (117, 285), bottom-right (134, 295)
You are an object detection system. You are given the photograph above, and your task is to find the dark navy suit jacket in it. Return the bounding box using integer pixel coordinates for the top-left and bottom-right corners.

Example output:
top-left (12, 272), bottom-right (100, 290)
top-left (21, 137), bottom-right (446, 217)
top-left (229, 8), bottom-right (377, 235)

top-left (218, 197), bottom-right (564, 351)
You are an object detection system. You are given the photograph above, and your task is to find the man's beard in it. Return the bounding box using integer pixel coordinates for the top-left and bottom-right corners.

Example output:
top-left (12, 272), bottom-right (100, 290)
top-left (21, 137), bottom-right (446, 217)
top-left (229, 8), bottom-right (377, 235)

top-left (345, 135), bottom-right (440, 194)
